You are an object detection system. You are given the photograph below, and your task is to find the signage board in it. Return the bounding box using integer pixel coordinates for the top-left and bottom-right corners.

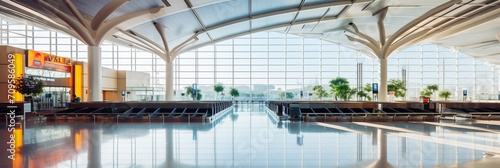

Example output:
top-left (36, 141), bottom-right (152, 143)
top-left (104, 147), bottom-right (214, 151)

top-left (26, 50), bottom-right (72, 73)
top-left (372, 83), bottom-right (378, 94)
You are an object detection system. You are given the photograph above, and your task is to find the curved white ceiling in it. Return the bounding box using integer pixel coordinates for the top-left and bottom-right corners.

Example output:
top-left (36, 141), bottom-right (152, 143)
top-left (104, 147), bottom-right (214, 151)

top-left (1, 0), bottom-right (499, 64)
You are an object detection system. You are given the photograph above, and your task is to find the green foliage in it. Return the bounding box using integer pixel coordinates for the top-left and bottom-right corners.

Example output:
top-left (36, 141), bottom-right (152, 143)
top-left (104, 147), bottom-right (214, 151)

top-left (439, 90), bottom-right (451, 101)
top-left (278, 92), bottom-right (293, 99)
top-left (14, 75), bottom-right (44, 96)
top-left (363, 83), bottom-right (372, 93)
top-left (312, 85), bottom-right (329, 100)
top-left (196, 89), bottom-right (202, 100)
top-left (333, 83), bottom-right (357, 101)
top-left (357, 91), bottom-right (372, 101)
top-left (387, 79), bottom-right (406, 98)
top-left (213, 83), bottom-right (224, 93)
top-left (329, 77), bottom-right (350, 100)
top-left (184, 86), bottom-right (193, 97)
top-left (420, 84), bottom-right (439, 98)
top-left (328, 77), bottom-right (356, 101)
top-left (427, 84), bottom-right (439, 93)
top-left (229, 87), bottom-right (240, 97)
top-left (329, 77), bottom-right (349, 86)
top-left (185, 86), bottom-right (202, 100)
top-left (420, 89), bottom-right (433, 98)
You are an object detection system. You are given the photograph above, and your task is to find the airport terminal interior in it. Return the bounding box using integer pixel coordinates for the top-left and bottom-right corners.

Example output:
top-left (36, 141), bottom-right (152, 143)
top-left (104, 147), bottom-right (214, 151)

top-left (1, 0), bottom-right (500, 167)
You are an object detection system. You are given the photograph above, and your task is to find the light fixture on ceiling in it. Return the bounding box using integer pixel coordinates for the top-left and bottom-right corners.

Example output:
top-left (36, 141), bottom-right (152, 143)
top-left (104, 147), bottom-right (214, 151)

top-left (2, 0), bottom-right (67, 29)
top-left (161, 0), bottom-right (171, 7)
top-left (388, 5), bottom-right (421, 8)
top-left (128, 30), bottom-right (137, 36)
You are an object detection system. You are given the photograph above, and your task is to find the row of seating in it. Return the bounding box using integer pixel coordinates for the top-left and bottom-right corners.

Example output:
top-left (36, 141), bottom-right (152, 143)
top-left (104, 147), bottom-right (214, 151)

top-left (53, 107), bottom-right (211, 118)
top-left (44, 101), bottom-right (233, 122)
top-left (300, 107), bottom-right (435, 117)
top-left (446, 107), bottom-right (500, 114)
top-left (300, 108), bottom-right (373, 117)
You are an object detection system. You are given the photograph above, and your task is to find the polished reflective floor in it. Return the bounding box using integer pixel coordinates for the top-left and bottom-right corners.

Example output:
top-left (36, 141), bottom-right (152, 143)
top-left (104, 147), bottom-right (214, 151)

top-left (3, 104), bottom-right (500, 168)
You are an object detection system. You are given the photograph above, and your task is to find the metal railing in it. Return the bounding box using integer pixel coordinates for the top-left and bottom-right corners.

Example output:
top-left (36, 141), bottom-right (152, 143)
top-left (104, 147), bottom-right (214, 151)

top-left (304, 112), bottom-right (442, 122)
top-left (44, 105), bottom-right (234, 123)
top-left (468, 112), bottom-right (500, 121)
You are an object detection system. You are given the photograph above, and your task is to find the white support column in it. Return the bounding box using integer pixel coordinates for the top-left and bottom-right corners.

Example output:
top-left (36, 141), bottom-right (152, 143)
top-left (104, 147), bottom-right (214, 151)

top-left (88, 46), bottom-right (103, 101)
top-left (165, 61), bottom-right (174, 101)
top-left (378, 129), bottom-right (387, 162)
top-left (88, 129), bottom-right (102, 168)
top-left (380, 58), bottom-right (388, 101)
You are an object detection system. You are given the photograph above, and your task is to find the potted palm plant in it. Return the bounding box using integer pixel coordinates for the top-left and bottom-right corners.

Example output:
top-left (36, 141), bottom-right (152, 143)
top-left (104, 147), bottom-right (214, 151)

top-left (213, 83), bottom-right (224, 100)
top-left (14, 75), bottom-right (44, 112)
top-left (229, 87), bottom-right (239, 105)
top-left (439, 90), bottom-right (451, 101)
top-left (312, 85), bottom-right (329, 100)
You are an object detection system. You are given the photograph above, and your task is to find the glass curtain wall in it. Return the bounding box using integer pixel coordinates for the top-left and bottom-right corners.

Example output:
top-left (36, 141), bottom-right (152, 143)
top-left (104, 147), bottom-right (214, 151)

top-left (0, 16), bottom-right (166, 99)
top-left (175, 32), bottom-right (499, 101)
top-left (175, 32), bottom-right (377, 101)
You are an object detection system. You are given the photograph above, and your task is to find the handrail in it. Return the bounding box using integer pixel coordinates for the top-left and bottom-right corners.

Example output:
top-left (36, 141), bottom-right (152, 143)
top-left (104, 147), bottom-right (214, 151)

top-left (469, 112), bottom-right (500, 115)
top-left (304, 112), bottom-right (440, 117)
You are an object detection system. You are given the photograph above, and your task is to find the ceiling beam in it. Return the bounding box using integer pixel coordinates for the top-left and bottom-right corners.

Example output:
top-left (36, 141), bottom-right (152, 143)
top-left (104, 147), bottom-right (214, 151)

top-left (309, 7), bottom-right (330, 32)
top-left (361, 0), bottom-right (375, 11)
top-left (112, 35), bottom-right (164, 57)
top-left (403, 0), bottom-right (500, 48)
top-left (290, 0), bottom-right (306, 25)
top-left (177, 0), bottom-right (371, 53)
top-left (374, 6), bottom-right (388, 46)
top-left (248, 0), bottom-right (252, 35)
top-left (456, 40), bottom-right (499, 49)
top-left (336, 0), bottom-right (355, 18)
top-left (91, 0), bottom-right (129, 30)
top-left (345, 22), bottom-right (379, 48)
top-left (34, 0), bottom-right (95, 45)
top-left (184, 0), bottom-right (213, 42)
top-left (63, 0), bottom-right (90, 30)
top-left (286, 0), bottom-right (306, 34)
top-left (94, 6), bottom-right (163, 45)
top-left (426, 3), bottom-right (500, 41)
top-left (119, 29), bottom-right (165, 54)
top-left (345, 34), bottom-right (381, 55)
top-left (171, 31), bottom-right (203, 58)
top-left (203, 0), bottom-right (369, 33)
top-left (180, 15), bottom-right (341, 54)
top-left (381, 0), bottom-right (461, 58)
top-left (0, 5), bottom-right (80, 40)
top-left (153, 22), bottom-right (170, 57)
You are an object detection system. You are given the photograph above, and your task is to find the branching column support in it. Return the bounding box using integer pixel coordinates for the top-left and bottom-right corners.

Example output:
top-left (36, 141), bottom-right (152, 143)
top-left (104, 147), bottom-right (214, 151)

top-left (35, 0), bottom-right (163, 101)
top-left (153, 22), bottom-right (201, 101)
top-left (344, 0), bottom-right (461, 101)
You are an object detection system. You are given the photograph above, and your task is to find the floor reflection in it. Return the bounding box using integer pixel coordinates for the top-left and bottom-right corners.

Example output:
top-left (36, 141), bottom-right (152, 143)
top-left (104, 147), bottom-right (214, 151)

top-left (3, 104), bottom-right (500, 167)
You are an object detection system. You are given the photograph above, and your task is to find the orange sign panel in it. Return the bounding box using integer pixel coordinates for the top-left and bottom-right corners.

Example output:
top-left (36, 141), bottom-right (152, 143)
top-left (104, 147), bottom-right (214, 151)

top-left (27, 50), bottom-right (72, 72)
